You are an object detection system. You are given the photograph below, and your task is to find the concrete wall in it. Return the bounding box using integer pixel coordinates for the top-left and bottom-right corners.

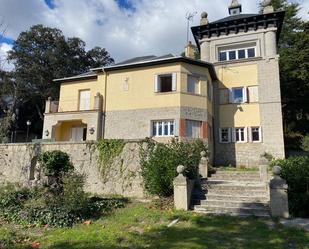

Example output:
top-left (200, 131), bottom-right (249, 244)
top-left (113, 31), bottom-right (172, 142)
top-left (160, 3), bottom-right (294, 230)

top-left (0, 142), bottom-right (144, 198)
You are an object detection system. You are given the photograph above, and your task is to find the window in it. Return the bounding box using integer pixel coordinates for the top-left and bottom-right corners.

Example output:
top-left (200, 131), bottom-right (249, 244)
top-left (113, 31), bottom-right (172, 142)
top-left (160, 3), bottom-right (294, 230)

top-left (79, 90), bottom-right (90, 111)
top-left (186, 120), bottom-right (202, 138)
top-left (219, 51), bottom-right (227, 61)
top-left (248, 86), bottom-right (259, 102)
top-left (187, 75), bottom-right (200, 94)
top-left (218, 47), bottom-right (256, 61)
top-left (219, 128), bottom-right (231, 143)
top-left (219, 89), bottom-right (229, 104)
top-left (155, 73), bottom-right (176, 93)
top-left (231, 87), bottom-right (247, 103)
top-left (234, 127), bottom-right (247, 143)
top-left (238, 49), bottom-right (246, 59)
top-left (248, 48), bottom-right (256, 58)
top-left (152, 120), bottom-right (174, 137)
top-left (251, 127), bottom-right (262, 142)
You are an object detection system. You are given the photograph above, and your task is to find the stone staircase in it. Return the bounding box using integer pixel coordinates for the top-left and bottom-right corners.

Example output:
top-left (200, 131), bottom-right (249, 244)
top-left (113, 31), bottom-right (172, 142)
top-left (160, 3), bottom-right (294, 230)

top-left (192, 170), bottom-right (270, 217)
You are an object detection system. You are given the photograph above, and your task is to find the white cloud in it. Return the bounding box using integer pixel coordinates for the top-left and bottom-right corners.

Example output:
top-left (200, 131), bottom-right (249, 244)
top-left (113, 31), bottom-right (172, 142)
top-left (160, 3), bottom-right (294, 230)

top-left (0, 0), bottom-right (307, 63)
top-left (0, 42), bottom-right (13, 71)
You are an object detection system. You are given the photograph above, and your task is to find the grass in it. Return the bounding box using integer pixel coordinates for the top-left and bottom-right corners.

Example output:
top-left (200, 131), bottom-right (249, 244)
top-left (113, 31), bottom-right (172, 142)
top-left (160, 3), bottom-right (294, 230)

top-left (1, 203), bottom-right (308, 249)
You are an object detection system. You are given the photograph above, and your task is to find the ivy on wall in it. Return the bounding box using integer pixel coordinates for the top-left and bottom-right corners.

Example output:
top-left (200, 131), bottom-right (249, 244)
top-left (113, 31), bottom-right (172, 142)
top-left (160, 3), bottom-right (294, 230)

top-left (96, 139), bottom-right (126, 183)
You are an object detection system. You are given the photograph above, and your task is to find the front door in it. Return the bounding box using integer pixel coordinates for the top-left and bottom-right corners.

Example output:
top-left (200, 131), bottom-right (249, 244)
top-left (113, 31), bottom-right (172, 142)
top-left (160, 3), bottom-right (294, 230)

top-left (71, 127), bottom-right (85, 141)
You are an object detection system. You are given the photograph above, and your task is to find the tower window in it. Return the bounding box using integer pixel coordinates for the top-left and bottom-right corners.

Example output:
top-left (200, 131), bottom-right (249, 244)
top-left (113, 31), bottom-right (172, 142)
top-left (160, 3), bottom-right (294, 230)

top-left (218, 47), bottom-right (256, 61)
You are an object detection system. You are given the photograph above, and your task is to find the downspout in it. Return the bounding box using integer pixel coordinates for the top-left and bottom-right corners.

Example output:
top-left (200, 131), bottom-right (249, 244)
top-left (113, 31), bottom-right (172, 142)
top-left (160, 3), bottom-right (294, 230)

top-left (102, 68), bottom-right (108, 139)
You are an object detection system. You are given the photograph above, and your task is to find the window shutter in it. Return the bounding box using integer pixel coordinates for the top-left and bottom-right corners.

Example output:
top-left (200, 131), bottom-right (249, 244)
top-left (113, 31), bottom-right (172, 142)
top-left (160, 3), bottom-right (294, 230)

top-left (259, 127), bottom-right (263, 143)
top-left (244, 127), bottom-right (248, 142)
top-left (228, 128), bottom-right (232, 143)
top-left (154, 75), bottom-right (159, 92)
top-left (174, 119), bottom-right (179, 136)
top-left (248, 86), bottom-right (259, 103)
top-left (229, 89), bottom-right (233, 103)
top-left (231, 128), bottom-right (236, 142)
top-left (172, 73), bottom-right (177, 91)
top-left (248, 127), bottom-right (252, 142)
top-left (243, 87), bottom-right (248, 103)
top-left (219, 128), bottom-right (222, 143)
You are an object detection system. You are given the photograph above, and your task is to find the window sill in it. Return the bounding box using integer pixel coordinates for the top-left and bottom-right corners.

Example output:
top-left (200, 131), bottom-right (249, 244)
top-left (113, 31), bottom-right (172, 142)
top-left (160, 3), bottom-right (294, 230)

top-left (214, 57), bottom-right (263, 65)
top-left (154, 91), bottom-right (178, 95)
top-left (181, 92), bottom-right (207, 97)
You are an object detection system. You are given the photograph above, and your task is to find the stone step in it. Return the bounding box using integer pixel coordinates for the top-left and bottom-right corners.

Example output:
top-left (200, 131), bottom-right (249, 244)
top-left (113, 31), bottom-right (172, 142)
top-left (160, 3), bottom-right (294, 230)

top-left (194, 205), bottom-right (270, 217)
top-left (203, 181), bottom-right (267, 191)
top-left (205, 194), bottom-right (269, 202)
top-left (200, 200), bottom-right (269, 209)
top-left (214, 171), bottom-right (260, 176)
top-left (205, 189), bottom-right (267, 196)
top-left (210, 175), bottom-right (261, 182)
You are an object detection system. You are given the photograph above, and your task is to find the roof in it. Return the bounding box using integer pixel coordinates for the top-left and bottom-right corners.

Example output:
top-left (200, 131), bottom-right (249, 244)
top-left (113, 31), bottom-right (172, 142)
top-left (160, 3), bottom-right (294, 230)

top-left (54, 54), bottom-right (218, 82)
top-left (53, 71), bottom-right (97, 83)
top-left (211, 14), bottom-right (257, 24)
top-left (92, 55), bottom-right (217, 80)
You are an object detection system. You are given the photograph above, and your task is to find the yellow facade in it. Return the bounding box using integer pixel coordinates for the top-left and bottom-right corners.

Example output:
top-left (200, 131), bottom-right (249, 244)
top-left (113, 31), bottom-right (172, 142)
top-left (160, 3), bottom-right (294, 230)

top-left (216, 63), bottom-right (260, 127)
top-left (57, 62), bottom-right (212, 113)
top-left (58, 79), bottom-right (103, 112)
top-left (54, 120), bottom-right (86, 141)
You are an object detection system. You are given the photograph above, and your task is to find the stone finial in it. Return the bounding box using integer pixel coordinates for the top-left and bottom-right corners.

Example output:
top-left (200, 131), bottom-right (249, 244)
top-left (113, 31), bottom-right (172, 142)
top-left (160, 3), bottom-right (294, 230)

top-left (177, 165), bottom-right (185, 175)
top-left (96, 92), bottom-right (100, 97)
top-left (200, 151), bottom-right (207, 158)
top-left (272, 166), bottom-right (281, 176)
top-left (262, 0), bottom-right (274, 14)
top-left (200, 12), bottom-right (209, 26)
top-left (47, 96), bottom-right (52, 101)
top-left (230, 0), bottom-right (240, 7)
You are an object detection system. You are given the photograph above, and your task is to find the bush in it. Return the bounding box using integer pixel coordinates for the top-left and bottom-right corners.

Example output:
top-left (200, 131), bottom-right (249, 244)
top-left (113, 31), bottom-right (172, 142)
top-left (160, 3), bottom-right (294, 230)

top-left (301, 135), bottom-right (309, 152)
top-left (140, 139), bottom-right (207, 197)
top-left (270, 156), bottom-right (309, 217)
top-left (38, 150), bottom-right (72, 177)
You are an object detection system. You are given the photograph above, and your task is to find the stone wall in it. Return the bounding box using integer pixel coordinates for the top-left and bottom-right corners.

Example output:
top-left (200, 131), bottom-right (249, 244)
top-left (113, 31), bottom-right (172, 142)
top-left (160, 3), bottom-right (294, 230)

top-left (0, 141), bottom-right (144, 198)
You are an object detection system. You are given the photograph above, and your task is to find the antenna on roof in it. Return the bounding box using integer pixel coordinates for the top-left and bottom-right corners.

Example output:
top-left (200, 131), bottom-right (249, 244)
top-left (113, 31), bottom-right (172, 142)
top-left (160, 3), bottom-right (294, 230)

top-left (186, 11), bottom-right (197, 44)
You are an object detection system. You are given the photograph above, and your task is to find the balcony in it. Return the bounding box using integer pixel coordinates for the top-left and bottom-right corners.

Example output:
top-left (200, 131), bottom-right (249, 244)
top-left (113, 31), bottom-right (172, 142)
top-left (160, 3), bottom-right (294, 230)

top-left (44, 93), bottom-right (103, 114)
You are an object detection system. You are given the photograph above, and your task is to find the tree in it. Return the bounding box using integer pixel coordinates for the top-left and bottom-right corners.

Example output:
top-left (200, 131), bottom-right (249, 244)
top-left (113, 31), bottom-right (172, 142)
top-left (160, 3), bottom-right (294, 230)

top-left (260, 1), bottom-right (309, 136)
top-left (5, 25), bottom-right (114, 137)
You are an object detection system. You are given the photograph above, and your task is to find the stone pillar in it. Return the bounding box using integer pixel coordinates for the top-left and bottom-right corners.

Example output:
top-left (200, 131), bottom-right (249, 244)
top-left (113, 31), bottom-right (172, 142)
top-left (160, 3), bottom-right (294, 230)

top-left (199, 151), bottom-right (208, 179)
top-left (94, 92), bottom-right (103, 111)
top-left (173, 165), bottom-right (193, 211)
top-left (200, 40), bottom-right (211, 62)
top-left (270, 166), bottom-right (289, 218)
top-left (265, 30), bottom-right (277, 57)
top-left (45, 97), bottom-right (52, 114)
top-left (259, 157), bottom-right (269, 183)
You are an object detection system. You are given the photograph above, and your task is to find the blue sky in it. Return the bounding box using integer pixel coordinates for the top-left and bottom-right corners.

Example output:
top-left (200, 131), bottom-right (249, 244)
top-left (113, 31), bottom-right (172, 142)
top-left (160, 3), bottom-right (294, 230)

top-left (0, 0), bottom-right (308, 71)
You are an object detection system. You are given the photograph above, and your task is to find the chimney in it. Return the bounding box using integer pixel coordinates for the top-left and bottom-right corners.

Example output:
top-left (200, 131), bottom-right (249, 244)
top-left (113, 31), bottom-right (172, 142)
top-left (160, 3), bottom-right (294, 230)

top-left (185, 41), bottom-right (196, 59)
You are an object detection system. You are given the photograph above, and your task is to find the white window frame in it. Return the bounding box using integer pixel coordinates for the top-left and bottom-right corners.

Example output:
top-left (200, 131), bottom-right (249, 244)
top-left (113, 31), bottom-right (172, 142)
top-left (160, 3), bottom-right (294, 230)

top-left (185, 120), bottom-right (202, 138)
top-left (154, 73), bottom-right (177, 93)
top-left (152, 120), bottom-right (175, 137)
top-left (218, 47), bottom-right (256, 61)
top-left (250, 126), bottom-right (262, 143)
top-left (233, 127), bottom-right (247, 143)
top-left (230, 87), bottom-right (247, 104)
top-left (219, 128), bottom-right (231, 143)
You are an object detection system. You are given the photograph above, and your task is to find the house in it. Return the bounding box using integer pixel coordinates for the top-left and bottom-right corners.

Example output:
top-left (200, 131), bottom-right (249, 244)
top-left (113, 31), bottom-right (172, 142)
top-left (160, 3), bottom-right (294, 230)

top-left (42, 0), bottom-right (285, 166)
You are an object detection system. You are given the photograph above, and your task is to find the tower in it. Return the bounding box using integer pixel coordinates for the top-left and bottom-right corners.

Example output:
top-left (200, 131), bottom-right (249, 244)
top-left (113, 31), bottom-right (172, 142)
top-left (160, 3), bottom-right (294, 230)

top-left (191, 1), bottom-right (285, 166)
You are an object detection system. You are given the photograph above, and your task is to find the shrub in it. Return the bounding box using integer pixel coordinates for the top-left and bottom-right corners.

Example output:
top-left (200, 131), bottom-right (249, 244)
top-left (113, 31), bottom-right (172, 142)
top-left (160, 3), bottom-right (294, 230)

top-left (140, 139), bottom-right (207, 197)
top-left (270, 156), bottom-right (309, 217)
top-left (38, 150), bottom-right (72, 177)
top-left (301, 135), bottom-right (309, 152)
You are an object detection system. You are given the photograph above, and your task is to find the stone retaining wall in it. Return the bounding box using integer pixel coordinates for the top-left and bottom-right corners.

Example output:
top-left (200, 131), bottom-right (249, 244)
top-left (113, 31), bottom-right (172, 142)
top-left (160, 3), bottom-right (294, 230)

top-left (0, 141), bottom-right (144, 198)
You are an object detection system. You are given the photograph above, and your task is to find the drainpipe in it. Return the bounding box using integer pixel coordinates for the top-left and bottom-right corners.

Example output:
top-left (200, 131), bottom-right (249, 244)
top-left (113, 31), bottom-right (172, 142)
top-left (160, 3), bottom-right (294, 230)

top-left (102, 68), bottom-right (108, 139)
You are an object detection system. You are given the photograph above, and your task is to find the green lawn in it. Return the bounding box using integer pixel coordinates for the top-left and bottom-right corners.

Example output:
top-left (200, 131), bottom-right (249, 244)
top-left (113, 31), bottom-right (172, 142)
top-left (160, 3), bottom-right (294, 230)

top-left (1, 203), bottom-right (308, 249)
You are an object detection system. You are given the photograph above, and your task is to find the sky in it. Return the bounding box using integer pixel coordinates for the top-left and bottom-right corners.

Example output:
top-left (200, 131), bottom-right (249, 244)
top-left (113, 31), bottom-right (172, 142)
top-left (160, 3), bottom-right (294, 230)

top-left (0, 0), bottom-right (308, 71)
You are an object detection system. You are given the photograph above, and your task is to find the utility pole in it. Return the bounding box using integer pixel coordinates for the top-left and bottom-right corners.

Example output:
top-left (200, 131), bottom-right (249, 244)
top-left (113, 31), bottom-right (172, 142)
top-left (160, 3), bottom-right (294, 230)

top-left (186, 11), bottom-right (197, 44)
